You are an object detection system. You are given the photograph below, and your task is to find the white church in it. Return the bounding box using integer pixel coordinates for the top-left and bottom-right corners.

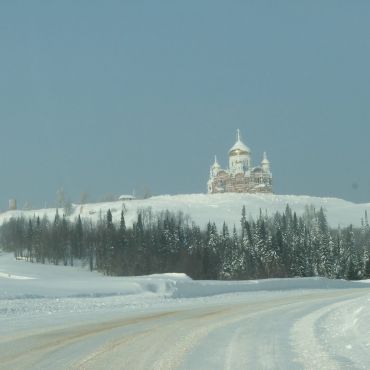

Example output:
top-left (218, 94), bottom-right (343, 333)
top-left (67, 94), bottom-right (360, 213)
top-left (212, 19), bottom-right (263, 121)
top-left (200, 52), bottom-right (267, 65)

top-left (207, 130), bottom-right (273, 194)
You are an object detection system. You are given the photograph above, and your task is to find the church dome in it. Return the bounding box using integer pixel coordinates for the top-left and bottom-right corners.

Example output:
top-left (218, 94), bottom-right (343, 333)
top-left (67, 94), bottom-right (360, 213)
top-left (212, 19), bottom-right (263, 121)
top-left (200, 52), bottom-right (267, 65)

top-left (229, 129), bottom-right (250, 157)
top-left (261, 152), bottom-right (270, 165)
top-left (212, 156), bottom-right (221, 169)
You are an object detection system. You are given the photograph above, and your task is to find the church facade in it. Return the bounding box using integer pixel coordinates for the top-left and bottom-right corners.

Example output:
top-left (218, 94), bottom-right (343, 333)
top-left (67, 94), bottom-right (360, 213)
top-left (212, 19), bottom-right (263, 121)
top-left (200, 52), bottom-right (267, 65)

top-left (207, 130), bottom-right (273, 194)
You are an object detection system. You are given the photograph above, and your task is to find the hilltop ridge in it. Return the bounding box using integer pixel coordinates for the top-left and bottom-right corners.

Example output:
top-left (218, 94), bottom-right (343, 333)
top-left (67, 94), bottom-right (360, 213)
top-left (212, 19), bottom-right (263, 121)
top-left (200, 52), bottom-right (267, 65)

top-left (1, 193), bottom-right (369, 228)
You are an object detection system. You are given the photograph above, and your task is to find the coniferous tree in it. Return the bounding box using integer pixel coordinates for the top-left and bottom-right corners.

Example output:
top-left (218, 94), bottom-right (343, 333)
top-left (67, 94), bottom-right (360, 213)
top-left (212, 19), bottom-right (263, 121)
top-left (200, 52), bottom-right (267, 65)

top-left (33, 216), bottom-right (42, 263)
top-left (51, 210), bottom-right (62, 265)
top-left (115, 211), bottom-right (127, 275)
top-left (220, 222), bottom-right (233, 279)
top-left (106, 209), bottom-right (116, 275)
top-left (1, 204), bottom-right (370, 281)
top-left (61, 215), bottom-right (70, 266)
top-left (74, 215), bottom-right (84, 260)
top-left (204, 222), bottom-right (220, 279)
top-left (364, 255), bottom-right (370, 278)
top-left (26, 219), bottom-right (34, 262)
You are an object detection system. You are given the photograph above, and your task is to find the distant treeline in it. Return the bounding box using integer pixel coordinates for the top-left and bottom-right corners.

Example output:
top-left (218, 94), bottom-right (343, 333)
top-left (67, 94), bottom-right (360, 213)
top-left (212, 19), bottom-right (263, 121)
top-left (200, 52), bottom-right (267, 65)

top-left (1, 206), bottom-right (370, 280)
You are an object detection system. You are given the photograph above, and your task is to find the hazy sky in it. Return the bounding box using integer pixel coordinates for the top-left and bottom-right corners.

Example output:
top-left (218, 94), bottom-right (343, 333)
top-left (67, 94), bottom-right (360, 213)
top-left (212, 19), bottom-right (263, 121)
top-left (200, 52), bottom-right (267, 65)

top-left (1, 1), bottom-right (370, 208)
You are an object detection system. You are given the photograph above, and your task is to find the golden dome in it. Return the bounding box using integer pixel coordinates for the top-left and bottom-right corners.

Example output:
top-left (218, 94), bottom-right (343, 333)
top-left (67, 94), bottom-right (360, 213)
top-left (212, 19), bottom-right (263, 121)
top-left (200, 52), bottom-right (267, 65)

top-left (229, 148), bottom-right (249, 157)
top-left (229, 129), bottom-right (250, 157)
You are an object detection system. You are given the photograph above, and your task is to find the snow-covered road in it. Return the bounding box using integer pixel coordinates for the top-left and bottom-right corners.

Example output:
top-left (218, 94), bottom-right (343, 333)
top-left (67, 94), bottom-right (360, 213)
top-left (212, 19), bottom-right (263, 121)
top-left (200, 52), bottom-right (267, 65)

top-left (1, 288), bottom-right (369, 370)
top-left (1, 253), bottom-right (370, 369)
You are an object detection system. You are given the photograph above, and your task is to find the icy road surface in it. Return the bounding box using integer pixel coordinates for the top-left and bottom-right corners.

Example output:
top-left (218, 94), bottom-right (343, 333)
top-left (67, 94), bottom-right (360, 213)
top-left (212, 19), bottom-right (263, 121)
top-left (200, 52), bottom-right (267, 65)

top-left (1, 289), bottom-right (370, 370)
top-left (1, 253), bottom-right (370, 370)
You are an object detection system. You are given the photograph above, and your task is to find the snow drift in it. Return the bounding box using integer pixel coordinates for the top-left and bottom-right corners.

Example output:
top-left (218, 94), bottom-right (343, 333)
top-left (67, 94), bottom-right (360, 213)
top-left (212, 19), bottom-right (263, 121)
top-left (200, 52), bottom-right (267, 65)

top-left (0, 253), bottom-right (368, 302)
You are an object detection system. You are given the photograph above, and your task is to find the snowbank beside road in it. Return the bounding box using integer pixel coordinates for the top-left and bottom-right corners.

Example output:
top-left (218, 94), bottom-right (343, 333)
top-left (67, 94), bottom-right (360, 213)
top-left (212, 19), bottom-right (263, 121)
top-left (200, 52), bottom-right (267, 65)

top-left (0, 253), bottom-right (367, 302)
top-left (292, 290), bottom-right (370, 370)
top-left (171, 277), bottom-right (369, 298)
top-left (320, 293), bottom-right (370, 369)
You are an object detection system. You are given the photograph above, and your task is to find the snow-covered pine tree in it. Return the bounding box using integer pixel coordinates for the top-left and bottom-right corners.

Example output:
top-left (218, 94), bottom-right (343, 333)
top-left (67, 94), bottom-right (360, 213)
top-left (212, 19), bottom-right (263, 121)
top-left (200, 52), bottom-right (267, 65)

top-left (220, 222), bottom-right (233, 279)
top-left (26, 219), bottom-right (33, 262)
top-left (114, 210), bottom-right (127, 275)
top-left (51, 210), bottom-right (61, 265)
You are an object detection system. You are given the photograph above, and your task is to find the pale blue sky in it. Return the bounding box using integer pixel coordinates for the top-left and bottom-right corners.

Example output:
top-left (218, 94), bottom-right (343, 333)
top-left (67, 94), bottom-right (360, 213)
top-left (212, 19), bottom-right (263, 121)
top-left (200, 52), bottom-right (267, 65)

top-left (1, 1), bottom-right (370, 208)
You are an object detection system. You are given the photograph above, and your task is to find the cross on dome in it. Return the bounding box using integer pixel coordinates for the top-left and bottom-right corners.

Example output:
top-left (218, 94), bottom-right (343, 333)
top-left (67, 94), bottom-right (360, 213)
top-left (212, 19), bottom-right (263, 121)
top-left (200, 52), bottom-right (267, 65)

top-left (229, 129), bottom-right (250, 156)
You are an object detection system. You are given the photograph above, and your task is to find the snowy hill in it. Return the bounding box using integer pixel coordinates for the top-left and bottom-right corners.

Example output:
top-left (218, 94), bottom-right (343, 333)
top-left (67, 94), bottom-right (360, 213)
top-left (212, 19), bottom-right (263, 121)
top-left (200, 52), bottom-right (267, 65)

top-left (1, 193), bottom-right (370, 228)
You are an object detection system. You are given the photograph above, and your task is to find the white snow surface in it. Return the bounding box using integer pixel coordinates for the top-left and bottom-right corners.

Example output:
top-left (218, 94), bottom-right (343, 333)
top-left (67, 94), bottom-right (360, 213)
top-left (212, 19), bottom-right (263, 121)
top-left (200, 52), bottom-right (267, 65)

top-left (1, 253), bottom-right (370, 369)
top-left (0, 252), bottom-right (367, 302)
top-left (1, 193), bottom-right (370, 228)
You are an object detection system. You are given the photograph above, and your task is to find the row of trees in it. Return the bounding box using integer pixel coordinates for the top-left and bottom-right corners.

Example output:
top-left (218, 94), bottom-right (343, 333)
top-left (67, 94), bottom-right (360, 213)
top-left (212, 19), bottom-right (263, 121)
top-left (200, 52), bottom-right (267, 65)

top-left (1, 206), bottom-right (370, 280)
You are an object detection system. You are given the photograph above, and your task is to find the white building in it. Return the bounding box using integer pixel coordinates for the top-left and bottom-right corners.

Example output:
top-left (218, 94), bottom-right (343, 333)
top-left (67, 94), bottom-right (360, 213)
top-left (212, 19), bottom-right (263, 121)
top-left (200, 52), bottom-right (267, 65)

top-left (207, 130), bottom-right (273, 194)
top-left (118, 195), bottom-right (136, 201)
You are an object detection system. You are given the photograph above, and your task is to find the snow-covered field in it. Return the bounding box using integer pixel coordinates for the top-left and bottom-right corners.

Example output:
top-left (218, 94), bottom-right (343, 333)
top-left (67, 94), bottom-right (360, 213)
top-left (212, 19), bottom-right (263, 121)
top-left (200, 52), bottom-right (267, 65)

top-left (1, 252), bottom-right (370, 369)
top-left (1, 193), bottom-right (370, 229)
